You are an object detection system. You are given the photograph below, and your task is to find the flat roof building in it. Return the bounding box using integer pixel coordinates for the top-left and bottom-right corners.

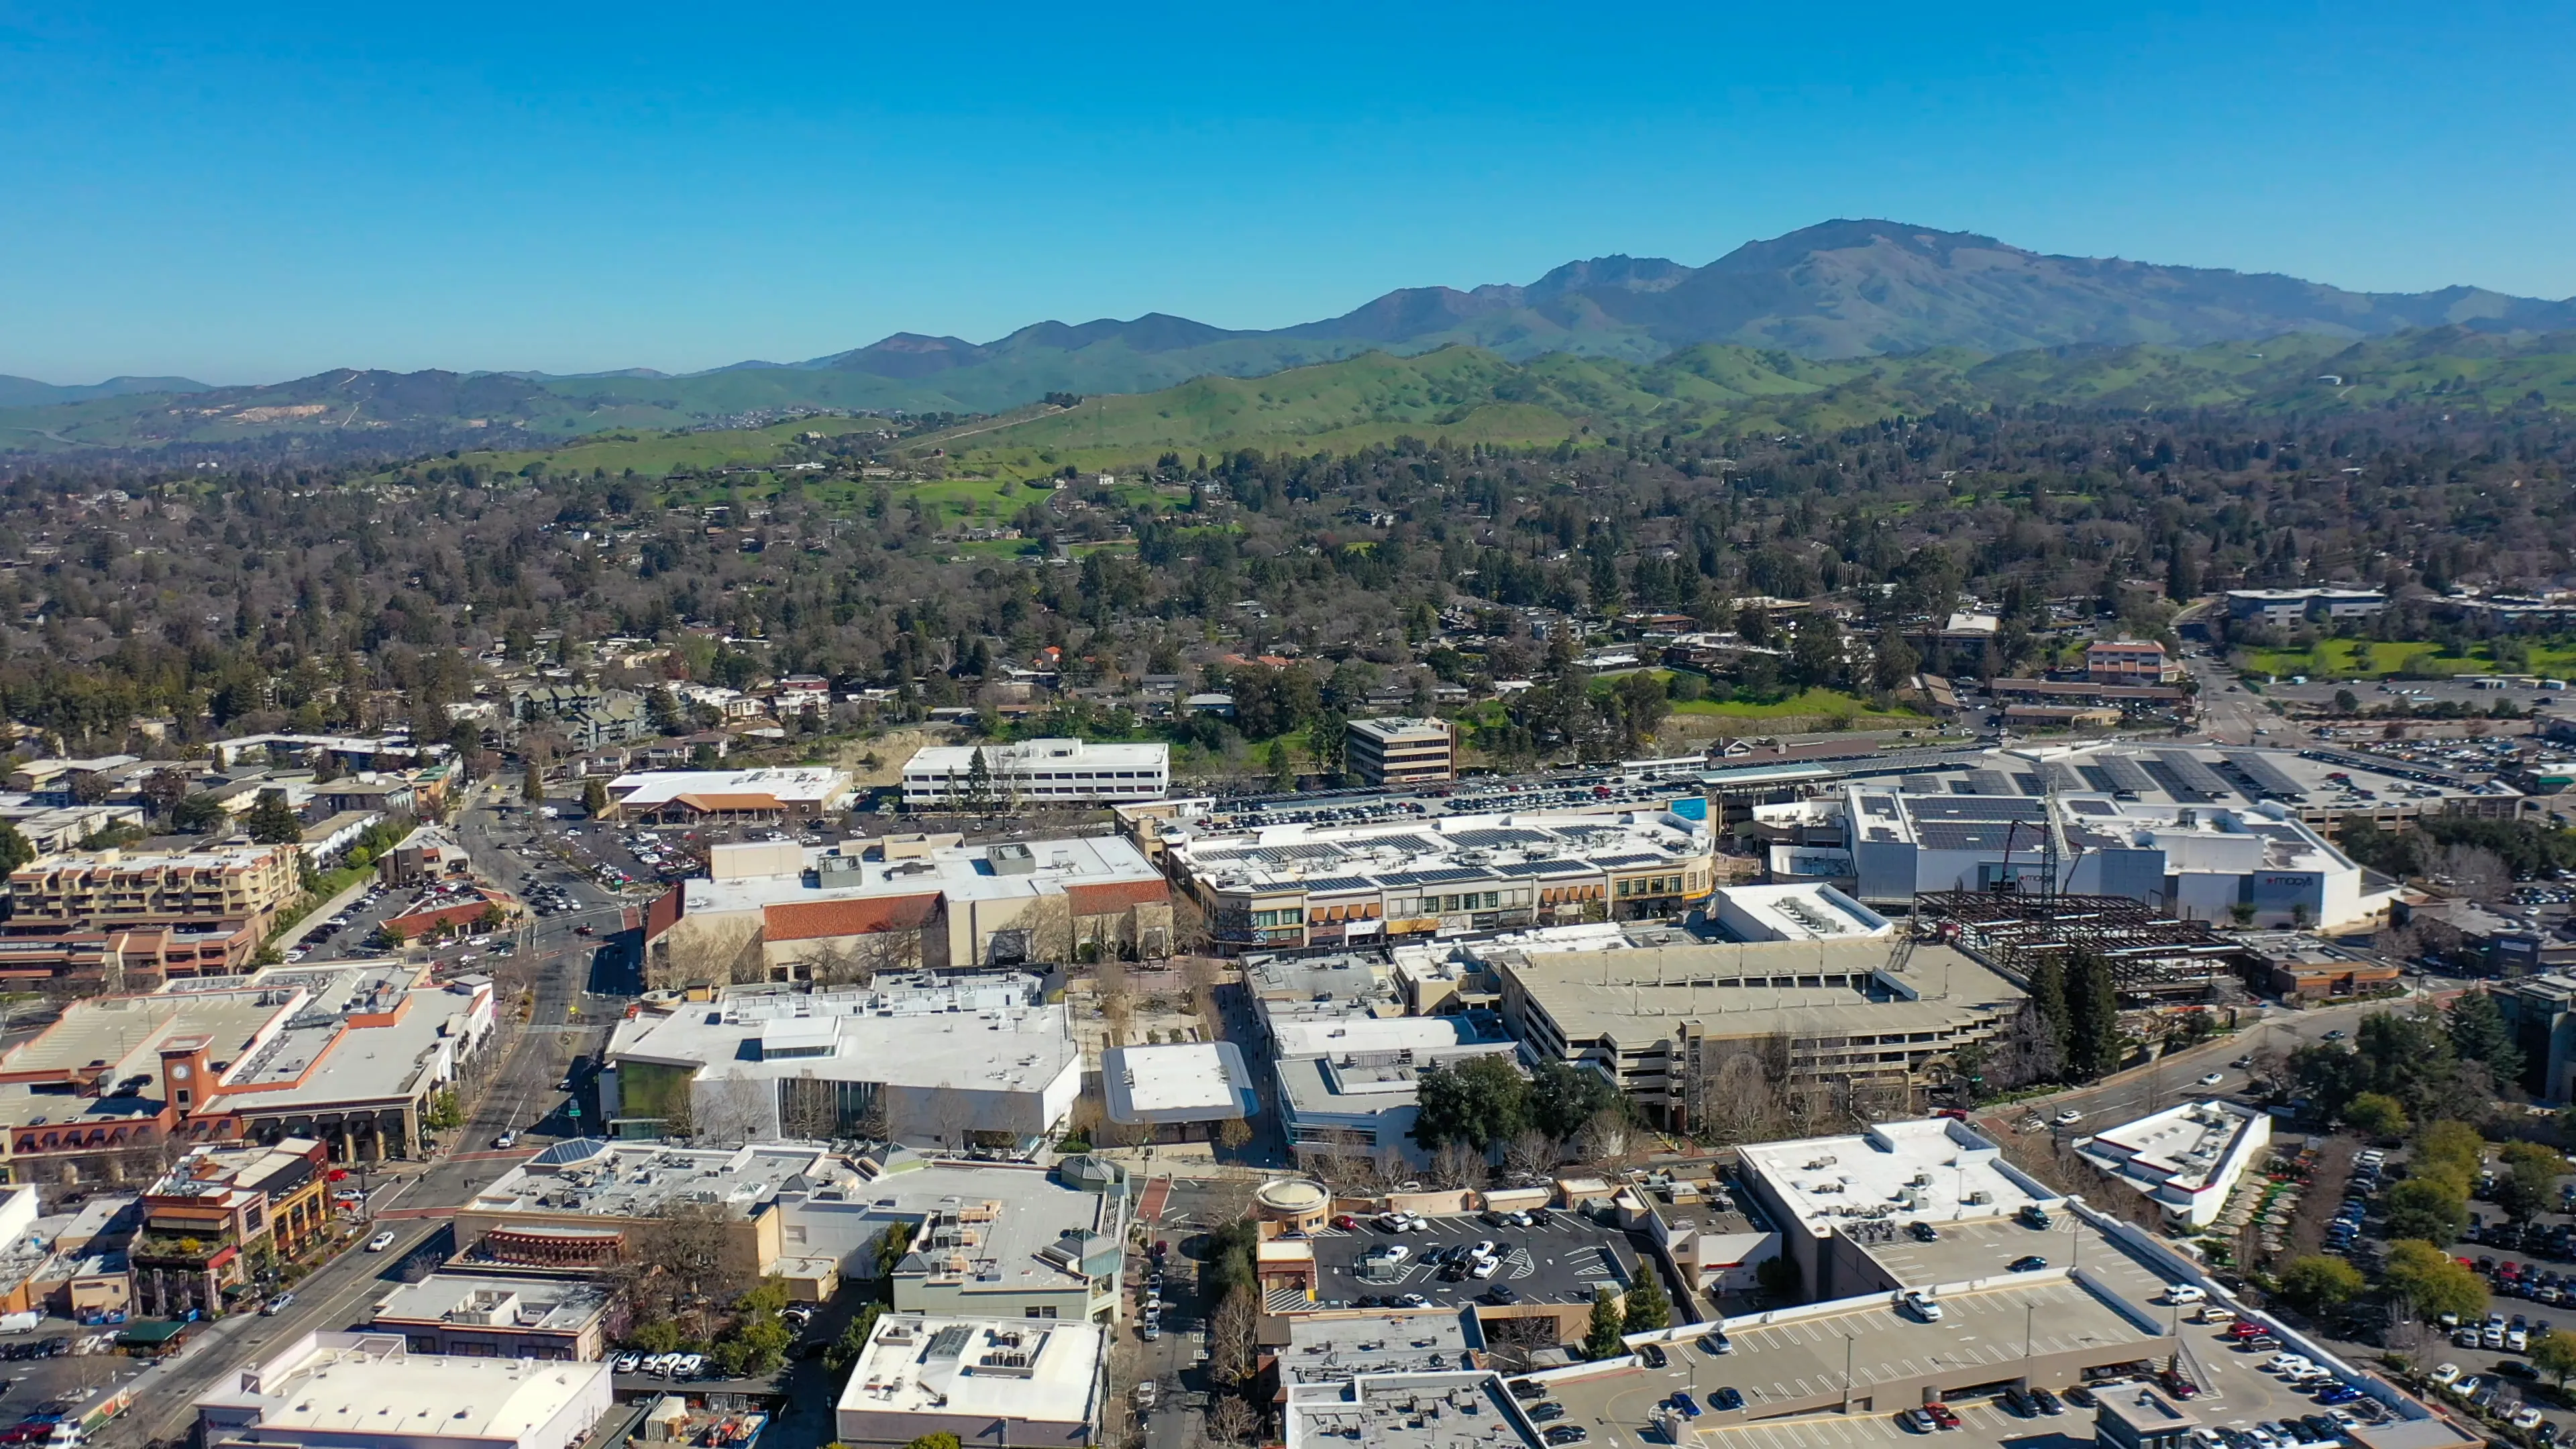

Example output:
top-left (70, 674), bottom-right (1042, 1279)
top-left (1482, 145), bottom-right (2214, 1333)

top-left (1152, 806), bottom-right (1717, 955)
top-left (601, 975), bottom-right (1083, 1152)
top-left (196, 1332), bottom-right (614, 1449)
top-left (2076, 1100), bottom-right (2272, 1231)
top-left (834, 1313), bottom-right (1106, 1449)
top-left (1707, 882), bottom-right (1892, 943)
top-left (1100, 1042), bottom-right (1258, 1134)
top-left (900, 739), bottom-right (1170, 808)
top-left (368, 1274), bottom-right (615, 1362)
top-left (1344, 718), bottom-right (1456, 788)
top-left (603, 767), bottom-right (852, 824)
top-left (8, 842), bottom-right (303, 941)
top-left (1735, 1118), bottom-right (2063, 1302)
top-left (1491, 938), bottom-right (2027, 1128)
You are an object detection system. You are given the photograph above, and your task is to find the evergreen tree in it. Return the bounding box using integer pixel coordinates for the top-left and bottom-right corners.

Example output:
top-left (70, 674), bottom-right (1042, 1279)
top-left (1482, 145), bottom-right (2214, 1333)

top-left (2064, 947), bottom-right (2124, 1080)
top-left (245, 790), bottom-right (305, 845)
top-left (522, 761), bottom-right (544, 804)
top-left (582, 777), bottom-right (610, 818)
top-left (1623, 1275), bottom-right (1672, 1332)
top-left (1582, 1289), bottom-right (1627, 1360)
top-left (2026, 955), bottom-right (2072, 1060)
top-left (2446, 990), bottom-right (2525, 1087)
top-left (1267, 739), bottom-right (1295, 792)
top-left (0, 822), bottom-right (32, 873)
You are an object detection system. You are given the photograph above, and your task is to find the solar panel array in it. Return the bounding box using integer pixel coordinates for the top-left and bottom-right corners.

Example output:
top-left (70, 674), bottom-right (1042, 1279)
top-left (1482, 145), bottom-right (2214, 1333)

top-left (2095, 755), bottom-right (2157, 794)
top-left (1296, 875), bottom-right (1377, 896)
top-left (2222, 751), bottom-right (2309, 800)
top-left (2014, 773), bottom-right (2047, 797)
top-left (2155, 751), bottom-right (2237, 801)
top-left (1905, 796), bottom-right (2047, 822)
top-left (1963, 769), bottom-right (2015, 796)
top-left (1446, 827), bottom-right (1556, 849)
top-left (1917, 822), bottom-right (2028, 851)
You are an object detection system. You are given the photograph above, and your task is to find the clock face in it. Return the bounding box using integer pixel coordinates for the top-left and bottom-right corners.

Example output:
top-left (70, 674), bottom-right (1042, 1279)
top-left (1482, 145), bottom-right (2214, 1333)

top-left (170, 1064), bottom-right (191, 1080)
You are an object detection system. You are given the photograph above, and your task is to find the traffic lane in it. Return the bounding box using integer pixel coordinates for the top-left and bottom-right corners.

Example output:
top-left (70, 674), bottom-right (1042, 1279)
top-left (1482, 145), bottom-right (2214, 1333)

top-left (2008, 1006), bottom-right (2372, 1128)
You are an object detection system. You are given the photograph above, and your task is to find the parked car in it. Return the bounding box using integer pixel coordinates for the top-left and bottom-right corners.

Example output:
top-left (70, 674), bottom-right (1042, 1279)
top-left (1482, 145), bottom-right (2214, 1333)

top-left (1925, 1403), bottom-right (1961, 1431)
top-left (1904, 1289), bottom-right (1943, 1322)
top-left (366, 1230), bottom-right (396, 1252)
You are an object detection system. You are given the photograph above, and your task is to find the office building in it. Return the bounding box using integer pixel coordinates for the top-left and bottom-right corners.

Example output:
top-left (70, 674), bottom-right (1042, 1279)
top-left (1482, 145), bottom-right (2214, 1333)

top-left (899, 739), bottom-right (1170, 808)
top-left (368, 1274), bottom-right (615, 1360)
top-left (2074, 1100), bottom-right (2271, 1231)
top-left (1344, 718), bottom-right (1456, 788)
top-left (2223, 588), bottom-right (2387, 626)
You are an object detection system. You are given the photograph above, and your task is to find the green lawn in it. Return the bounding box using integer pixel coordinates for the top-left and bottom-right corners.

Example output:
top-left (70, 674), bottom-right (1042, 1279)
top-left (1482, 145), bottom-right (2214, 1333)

top-left (2240, 639), bottom-right (2576, 680)
top-left (1670, 688), bottom-right (1929, 724)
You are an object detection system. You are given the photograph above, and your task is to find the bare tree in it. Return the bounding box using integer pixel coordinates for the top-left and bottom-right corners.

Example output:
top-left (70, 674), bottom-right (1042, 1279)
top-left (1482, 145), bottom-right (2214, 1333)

top-left (652, 918), bottom-right (763, 991)
top-left (694, 1071), bottom-right (773, 1146)
top-left (1503, 1128), bottom-right (1558, 1179)
top-left (793, 929), bottom-right (918, 989)
top-left (1425, 1140), bottom-right (1485, 1191)
top-left (777, 1071), bottom-right (842, 1141)
top-left (1206, 1395), bottom-right (1262, 1446)
top-left (1209, 1285), bottom-right (1260, 1385)
top-left (1690, 1046), bottom-right (1786, 1146)
top-left (2440, 843), bottom-right (2511, 902)
top-left (1574, 1108), bottom-right (1638, 1172)
top-left (611, 1201), bottom-right (747, 1339)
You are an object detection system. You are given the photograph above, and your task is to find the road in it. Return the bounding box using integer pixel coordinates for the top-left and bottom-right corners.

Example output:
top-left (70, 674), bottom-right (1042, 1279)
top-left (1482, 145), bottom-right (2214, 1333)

top-left (96, 777), bottom-right (639, 1448)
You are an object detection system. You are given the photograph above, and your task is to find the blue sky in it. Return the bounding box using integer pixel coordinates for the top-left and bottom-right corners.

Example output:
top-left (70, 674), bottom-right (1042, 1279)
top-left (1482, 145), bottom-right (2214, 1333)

top-left (3, 1), bottom-right (2571, 383)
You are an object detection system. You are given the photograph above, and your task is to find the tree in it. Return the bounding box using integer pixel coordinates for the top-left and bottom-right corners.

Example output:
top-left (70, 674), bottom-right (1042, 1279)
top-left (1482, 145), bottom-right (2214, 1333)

top-left (2532, 1330), bottom-right (2576, 1389)
top-left (1209, 1285), bottom-right (1259, 1385)
top-left (2446, 990), bottom-right (2525, 1088)
top-left (522, 760), bottom-right (544, 804)
top-left (2063, 945), bottom-right (2123, 1081)
top-left (170, 792), bottom-right (227, 833)
top-left (1265, 739), bottom-right (1295, 792)
top-left (2383, 1179), bottom-right (2469, 1247)
top-left (1756, 1254), bottom-right (1801, 1301)
top-left (1527, 1059), bottom-right (1620, 1142)
top-left (0, 822), bottom-right (31, 874)
top-left (2383, 1238), bottom-right (2487, 1324)
top-left (1411, 1055), bottom-right (1526, 1152)
top-left (1787, 612), bottom-right (1845, 690)
top-left (1205, 1396), bottom-right (1263, 1447)
top-left (1623, 1274), bottom-right (1672, 1333)
top-left (2333, 688), bottom-right (2359, 715)
top-left (582, 777), bottom-right (610, 818)
top-left (906, 1436), bottom-right (964, 1449)
top-left (2498, 1140), bottom-right (2563, 1223)
top-left (2276, 1255), bottom-right (2366, 1316)
top-left (1581, 1289), bottom-right (1626, 1360)
top-left (2342, 1092), bottom-right (2410, 1139)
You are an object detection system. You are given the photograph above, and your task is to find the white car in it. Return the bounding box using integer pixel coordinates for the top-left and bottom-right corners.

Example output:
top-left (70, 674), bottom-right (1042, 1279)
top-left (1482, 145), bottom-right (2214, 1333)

top-left (612, 1352), bottom-right (641, 1373)
top-left (2198, 1072), bottom-right (2226, 1087)
top-left (366, 1230), bottom-right (397, 1252)
top-left (1374, 1244), bottom-right (1411, 1265)
top-left (2510, 1328), bottom-right (2530, 1352)
top-left (1470, 1256), bottom-right (1502, 1279)
top-left (1902, 1289), bottom-right (1943, 1322)
top-left (2165, 1285), bottom-right (2206, 1305)
top-left (2054, 1109), bottom-right (2083, 1126)
top-left (2512, 1407), bottom-right (2546, 1431)
top-left (2428, 1364), bottom-right (2462, 1387)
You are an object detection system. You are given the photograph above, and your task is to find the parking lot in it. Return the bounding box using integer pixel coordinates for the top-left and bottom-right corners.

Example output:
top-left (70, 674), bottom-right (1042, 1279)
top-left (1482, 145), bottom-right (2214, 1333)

top-left (1311, 1211), bottom-right (1642, 1309)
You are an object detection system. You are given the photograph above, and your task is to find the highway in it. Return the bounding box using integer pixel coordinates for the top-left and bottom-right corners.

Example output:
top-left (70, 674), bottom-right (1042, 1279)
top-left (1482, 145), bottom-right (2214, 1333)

top-left (94, 777), bottom-right (633, 1448)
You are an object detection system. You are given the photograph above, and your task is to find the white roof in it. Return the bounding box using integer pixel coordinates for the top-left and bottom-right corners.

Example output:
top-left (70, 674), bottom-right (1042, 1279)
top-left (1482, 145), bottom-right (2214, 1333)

top-left (1737, 1118), bottom-right (2060, 1238)
top-left (1710, 882), bottom-right (1893, 942)
top-left (202, 1332), bottom-right (610, 1445)
top-left (605, 767), bottom-right (849, 807)
top-left (837, 1313), bottom-right (1104, 1427)
top-left (903, 739), bottom-right (1169, 772)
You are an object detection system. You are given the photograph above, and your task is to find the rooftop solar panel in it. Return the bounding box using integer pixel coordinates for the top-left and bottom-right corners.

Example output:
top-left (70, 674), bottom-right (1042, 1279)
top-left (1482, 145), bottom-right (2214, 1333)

top-left (2095, 755), bottom-right (2157, 794)
top-left (1591, 853), bottom-right (1664, 868)
top-left (2014, 773), bottom-right (2047, 797)
top-left (1904, 796), bottom-right (2047, 822)
top-left (1964, 769), bottom-right (2013, 796)
top-left (1447, 828), bottom-right (1556, 849)
top-left (2065, 799), bottom-right (2118, 816)
top-left (1405, 867), bottom-right (1493, 886)
top-left (2222, 751), bottom-right (2310, 800)
top-left (2154, 750), bottom-right (2236, 801)
top-left (1916, 822), bottom-right (2029, 850)
top-left (2076, 765), bottom-right (2118, 792)
top-left (1295, 876), bottom-right (1377, 895)
top-left (1351, 835), bottom-right (1436, 854)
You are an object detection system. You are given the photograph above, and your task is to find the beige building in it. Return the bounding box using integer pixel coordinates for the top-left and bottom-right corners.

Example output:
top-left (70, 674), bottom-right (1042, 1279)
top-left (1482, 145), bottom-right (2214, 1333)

top-left (1492, 939), bottom-right (2028, 1128)
top-left (1344, 717), bottom-right (1456, 788)
top-left (8, 844), bottom-right (302, 939)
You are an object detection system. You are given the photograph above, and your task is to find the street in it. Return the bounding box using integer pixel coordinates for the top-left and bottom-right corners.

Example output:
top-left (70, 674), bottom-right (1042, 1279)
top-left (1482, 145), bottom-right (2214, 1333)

top-left (95, 777), bottom-right (637, 1448)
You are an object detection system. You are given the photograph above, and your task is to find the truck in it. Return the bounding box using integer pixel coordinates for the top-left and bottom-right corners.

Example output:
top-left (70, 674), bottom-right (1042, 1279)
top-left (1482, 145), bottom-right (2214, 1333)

top-left (0, 1311), bottom-right (40, 1335)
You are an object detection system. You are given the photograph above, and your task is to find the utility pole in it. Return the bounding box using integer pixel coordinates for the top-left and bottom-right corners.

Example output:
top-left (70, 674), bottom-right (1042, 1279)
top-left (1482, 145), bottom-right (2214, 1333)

top-left (1842, 1332), bottom-right (1856, 1412)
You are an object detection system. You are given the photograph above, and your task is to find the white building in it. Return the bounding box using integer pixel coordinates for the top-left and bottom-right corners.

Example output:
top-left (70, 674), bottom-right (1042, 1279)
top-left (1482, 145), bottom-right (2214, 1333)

top-left (1100, 1042), bottom-right (1258, 1132)
top-left (1708, 882), bottom-right (1892, 943)
top-left (197, 1332), bottom-right (614, 1449)
top-left (835, 1313), bottom-right (1106, 1449)
top-left (1735, 1118), bottom-right (2064, 1301)
top-left (2075, 1100), bottom-right (2271, 1230)
top-left (2224, 588), bottom-right (2387, 626)
top-left (601, 975), bottom-right (1083, 1150)
top-left (602, 766), bottom-right (852, 822)
top-left (900, 739), bottom-right (1170, 808)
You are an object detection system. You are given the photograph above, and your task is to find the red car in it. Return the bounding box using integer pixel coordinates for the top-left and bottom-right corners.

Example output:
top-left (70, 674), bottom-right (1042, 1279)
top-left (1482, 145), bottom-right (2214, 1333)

top-left (574, 924), bottom-right (594, 936)
top-left (1924, 1404), bottom-right (1961, 1431)
top-left (1331, 1214), bottom-right (1360, 1231)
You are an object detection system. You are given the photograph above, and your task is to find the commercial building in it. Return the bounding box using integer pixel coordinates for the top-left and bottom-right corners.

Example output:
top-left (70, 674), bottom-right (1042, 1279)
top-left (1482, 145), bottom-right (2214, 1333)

top-left (132, 1138), bottom-right (333, 1317)
top-left (7, 843), bottom-right (303, 941)
top-left (196, 1332), bottom-right (615, 1449)
top-left (1344, 718), bottom-right (1456, 788)
top-left (1707, 883), bottom-right (1892, 943)
top-left (368, 1273), bottom-right (615, 1360)
top-left (1099, 1042), bottom-right (1258, 1140)
top-left (600, 975), bottom-right (1084, 1150)
top-left (834, 1313), bottom-right (1106, 1449)
top-left (1272, 1015), bottom-right (1520, 1168)
top-left (2224, 587), bottom-right (2388, 626)
top-left (1287, 1373), bottom-right (1539, 1449)
top-left (899, 739), bottom-right (1170, 809)
top-left (647, 835), bottom-right (1171, 985)
top-left (1612, 1171), bottom-right (1782, 1298)
top-left (1735, 1117), bottom-right (2063, 1301)
top-left (601, 767), bottom-right (853, 824)
top-left (0, 963), bottom-right (496, 1179)
top-left (2075, 1100), bottom-right (2271, 1231)
top-left (1491, 938), bottom-right (2027, 1128)
top-left (2086, 639), bottom-right (2180, 685)
top-left (2493, 975), bottom-right (2576, 1102)
top-left (1150, 805), bottom-right (1717, 955)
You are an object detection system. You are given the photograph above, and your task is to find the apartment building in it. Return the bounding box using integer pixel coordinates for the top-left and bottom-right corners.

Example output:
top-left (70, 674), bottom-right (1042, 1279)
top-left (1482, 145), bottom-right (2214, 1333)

top-left (1343, 718), bottom-right (1456, 788)
top-left (2085, 639), bottom-right (2178, 684)
top-left (7, 844), bottom-right (303, 940)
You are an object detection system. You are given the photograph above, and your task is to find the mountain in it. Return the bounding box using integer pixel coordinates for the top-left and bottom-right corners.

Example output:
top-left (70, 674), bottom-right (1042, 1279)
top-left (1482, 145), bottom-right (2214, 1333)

top-left (8, 219), bottom-right (2576, 455)
top-left (0, 374), bottom-right (212, 408)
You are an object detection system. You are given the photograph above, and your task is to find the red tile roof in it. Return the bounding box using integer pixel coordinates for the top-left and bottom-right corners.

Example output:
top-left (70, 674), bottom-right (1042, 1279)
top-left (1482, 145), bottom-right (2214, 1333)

top-left (1065, 879), bottom-right (1170, 916)
top-left (763, 894), bottom-right (942, 941)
